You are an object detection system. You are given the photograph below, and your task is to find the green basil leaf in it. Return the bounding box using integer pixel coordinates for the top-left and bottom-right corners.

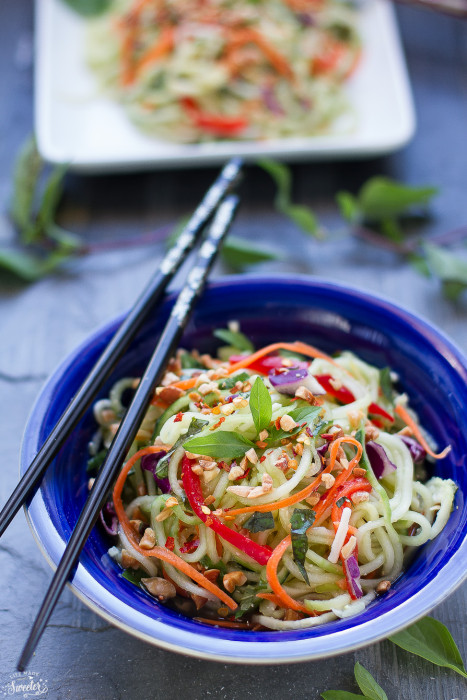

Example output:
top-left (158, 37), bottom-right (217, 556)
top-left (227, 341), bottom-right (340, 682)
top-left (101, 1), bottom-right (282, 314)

top-left (157, 417), bottom-right (208, 477)
top-left (321, 692), bottom-right (367, 700)
top-left (290, 508), bottom-right (316, 535)
top-left (199, 556), bottom-right (228, 576)
top-left (258, 159), bottom-right (320, 238)
top-left (10, 136), bottom-right (42, 241)
top-left (221, 236), bottom-right (277, 271)
top-left (250, 377), bottom-right (272, 434)
top-left (60, 0), bottom-right (112, 16)
top-left (389, 616), bottom-right (467, 678)
top-left (336, 191), bottom-right (360, 224)
top-left (121, 569), bottom-right (146, 586)
top-left (183, 431), bottom-right (255, 460)
top-left (379, 368), bottom-right (393, 403)
top-left (354, 663), bottom-right (388, 700)
top-left (358, 177), bottom-right (437, 222)
top-left (213, 328), bottom-right (254, 353)
top-left (86, 449), bottom-right (107, 474)
top-left (243, 511), bottom-right (274, 533)
top-left (424, 243), bottom-right (467, 301)
top-left (217, 371), bottom-right (250, 390)
top-left (290, 508), bottom-right (315, 585)
top-left (233, 582), bottom-right (267, 617)
top-left (266, 404), bottom-right (322, 445)
top-left (180, 351), bottom-right (204, 369)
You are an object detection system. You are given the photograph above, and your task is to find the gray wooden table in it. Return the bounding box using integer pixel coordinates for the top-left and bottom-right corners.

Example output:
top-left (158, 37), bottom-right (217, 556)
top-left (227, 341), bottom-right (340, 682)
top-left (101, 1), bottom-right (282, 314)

top-left (0, 2), bottom-right (466, 698)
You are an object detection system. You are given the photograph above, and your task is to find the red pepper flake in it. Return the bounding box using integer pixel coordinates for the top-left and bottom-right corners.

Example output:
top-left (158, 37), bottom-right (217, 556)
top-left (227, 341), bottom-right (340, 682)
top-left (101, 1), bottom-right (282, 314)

top-left (180, 536), bottom-right (200, 554)
top-left (174, 412), bottom-right (183, 423)
top-left (205, 517), bottom-right (213, 527)
top-left (237, 467), bottom-right (251, 480)
top-left (275, 417), bottom-right (281, 430)
top-left (260, 456), bottom-right (266, 463)
top-left (210, 416), bottom-right (226, 431)
top-left (165, 536), bottom-right (175, 551)
top-left (218, 460), bottom-right (230, 472)
top-left (256, 440), bottom-right (267, 448)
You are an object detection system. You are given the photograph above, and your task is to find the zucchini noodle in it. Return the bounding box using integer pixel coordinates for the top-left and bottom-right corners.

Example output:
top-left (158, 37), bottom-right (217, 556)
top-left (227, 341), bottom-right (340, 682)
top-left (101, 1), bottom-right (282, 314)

top-left (85, 0), bottom-right (361, 143)
top-left (90, 334), bottom-right (457, 630)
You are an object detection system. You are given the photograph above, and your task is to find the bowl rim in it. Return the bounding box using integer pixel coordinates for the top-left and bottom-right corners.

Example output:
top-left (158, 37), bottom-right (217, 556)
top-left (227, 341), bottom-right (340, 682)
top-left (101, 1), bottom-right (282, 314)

top-left (21, 274), bottom-right (467, 664)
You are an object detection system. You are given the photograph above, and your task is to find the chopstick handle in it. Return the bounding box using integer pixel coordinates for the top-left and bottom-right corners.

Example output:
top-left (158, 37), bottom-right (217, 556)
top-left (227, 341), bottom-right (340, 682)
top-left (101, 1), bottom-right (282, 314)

top-left (17, 194), bottom-right (239, 672)
top-left (0, 157), bottom-right (242, 540)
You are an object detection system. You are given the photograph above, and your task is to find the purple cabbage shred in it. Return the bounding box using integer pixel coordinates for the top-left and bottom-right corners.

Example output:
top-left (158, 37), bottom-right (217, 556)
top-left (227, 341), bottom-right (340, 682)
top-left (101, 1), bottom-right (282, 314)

top-left (99, 501), bottom-right (118, 537)
top-left (141, 451), bottom-right (171, 493)
top-left (400, 435), bottom-right (427, 463)
top-left (366, 441), bottom-right (397, 480)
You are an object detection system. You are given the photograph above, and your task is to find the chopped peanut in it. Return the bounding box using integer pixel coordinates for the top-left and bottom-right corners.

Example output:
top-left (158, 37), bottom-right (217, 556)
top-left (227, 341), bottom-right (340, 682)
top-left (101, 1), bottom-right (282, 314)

top-left (246, 472), bottom-right (273, 499)
top-left (157, 386), bottom-right (186, 404)
top-left (223, 570), bottom-right (247, 593)
top-left (228, 466), bottom-right (245, 481)
top-left (340, 535), bottom-right (357, 559)
top-left (205, 495), bottom-right (216, 505)
top-left (199, 459), bottom-right (218, 471)
top-left (352, 467), bottom-right (367, 477)
top-left (226, 485), bottom-right (252, 498)
top-left (295, 443), bottom-right (304, 456)
top-left (295, 386), bottom-right (314, 403)
top-left (220, 404), bottom-right (236, 416)
top-left (191, 465), bottom-right (204, 476)
top-left (364, 425), bottom-right (380, 441)
top-left (139, 527), bottom-right (156, 549)
top-left (161, 371), bottom-right (180, 387)
top-left (121, 549), bottom-right (140, 570)
top-left (203, 569), bottom-right (220, 582)
top-left (201, 505), bottom-right (211, 515)
top-left (142, 577), bottom-right (176, 600)
top-left (165, 496), bottom-right (178, 508)
top-left (198, 382), bottom-right (218, 396)
top-left (321, 473), bottom-right (335, 489)
top-left (351, 491), bottom-right (370, 505)
top-left (280, 414), bottom-right (297, 432)
top-left (129, 519), bottom-right (144, 536)
top-left (245, 448), bottom-right (258, 464)
top-left (188, 391), bottom-right (201, 402)
top-left (376, 580), bottom-right (391, 594)
top-left (306, 493), bottom-right (320, 507)
top-left (259, 429), bottom-right (269, 441)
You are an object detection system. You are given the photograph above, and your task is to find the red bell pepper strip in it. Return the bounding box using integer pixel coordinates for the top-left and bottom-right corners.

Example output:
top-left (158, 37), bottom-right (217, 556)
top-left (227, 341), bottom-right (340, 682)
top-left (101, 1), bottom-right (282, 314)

top-left (228, 354), bottom-right (291, 375)
top-left (181, 456), bottom-right (272, 565)
top-left (181, 98), bottom-right (248, 137)
top-left (315, 374), bottom-right (394, 423)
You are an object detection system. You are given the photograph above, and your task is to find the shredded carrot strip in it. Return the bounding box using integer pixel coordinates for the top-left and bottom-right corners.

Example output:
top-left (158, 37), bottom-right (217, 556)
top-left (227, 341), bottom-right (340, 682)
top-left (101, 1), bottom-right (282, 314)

top-left (135, 27), bottom-right (175, 79)
top-left (164, 341), bottom-right (345, 395)
top-left (225, 436), bottom-right (361, 518)
top-left (228, 28), bottom-right (293, 79)
top-left (395, 404), bottom-right (451, 459)
top-left (256, 592), bottom-right (286, 607)
top-left (112, 447), bottom-right (237, 610)
top-left (266, 535), bottom-right (310, 614)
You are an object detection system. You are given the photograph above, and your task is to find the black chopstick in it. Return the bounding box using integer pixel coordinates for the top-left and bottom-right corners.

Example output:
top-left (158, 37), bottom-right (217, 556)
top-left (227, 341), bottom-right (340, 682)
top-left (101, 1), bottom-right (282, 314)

top-left (0, 157), bottom-right (242, 541)
top-left (17, 193), bottom-right (240, 672)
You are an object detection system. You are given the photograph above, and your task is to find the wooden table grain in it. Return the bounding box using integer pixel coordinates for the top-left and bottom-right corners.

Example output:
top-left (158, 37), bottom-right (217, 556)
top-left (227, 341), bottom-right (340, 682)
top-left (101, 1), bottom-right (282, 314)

top-left (0, 2), bottom-right (466, 699)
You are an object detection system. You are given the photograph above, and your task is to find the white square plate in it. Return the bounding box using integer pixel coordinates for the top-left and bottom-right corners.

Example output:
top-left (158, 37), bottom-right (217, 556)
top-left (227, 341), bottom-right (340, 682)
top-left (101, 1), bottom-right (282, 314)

top-left (35, 0), bottom-right (415, 172)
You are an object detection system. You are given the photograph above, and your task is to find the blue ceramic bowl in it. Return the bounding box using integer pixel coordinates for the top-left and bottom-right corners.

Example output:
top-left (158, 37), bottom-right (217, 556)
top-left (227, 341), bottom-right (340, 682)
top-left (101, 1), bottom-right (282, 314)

top-left (22, 276), bottom-right (467, 663)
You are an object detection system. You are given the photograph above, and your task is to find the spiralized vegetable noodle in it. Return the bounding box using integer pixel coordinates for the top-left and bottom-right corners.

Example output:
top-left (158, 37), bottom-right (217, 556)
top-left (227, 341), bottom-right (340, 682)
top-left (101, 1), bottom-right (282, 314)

top-left (89, 333), bottom-right (456, 630)
top-left (86, 0), bottom-right (361, 142)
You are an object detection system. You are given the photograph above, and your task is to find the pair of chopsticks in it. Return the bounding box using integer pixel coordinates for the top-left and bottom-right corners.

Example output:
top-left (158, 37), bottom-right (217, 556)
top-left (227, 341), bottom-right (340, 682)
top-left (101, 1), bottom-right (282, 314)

top-left (2, 158), bottom-right (242, 671)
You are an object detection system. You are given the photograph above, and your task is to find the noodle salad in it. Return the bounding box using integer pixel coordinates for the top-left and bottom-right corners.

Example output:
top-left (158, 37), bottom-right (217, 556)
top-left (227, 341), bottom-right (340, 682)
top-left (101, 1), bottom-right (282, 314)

top-left (88, 331), bottom-right (457, 631)
top-left (86, 0), bottom-right (361, 142)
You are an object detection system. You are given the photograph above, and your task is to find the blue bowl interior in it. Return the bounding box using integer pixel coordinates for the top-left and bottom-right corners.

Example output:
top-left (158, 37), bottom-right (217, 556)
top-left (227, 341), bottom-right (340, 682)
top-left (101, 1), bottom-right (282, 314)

top-left (26, 277), bottom-right (467, 650)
